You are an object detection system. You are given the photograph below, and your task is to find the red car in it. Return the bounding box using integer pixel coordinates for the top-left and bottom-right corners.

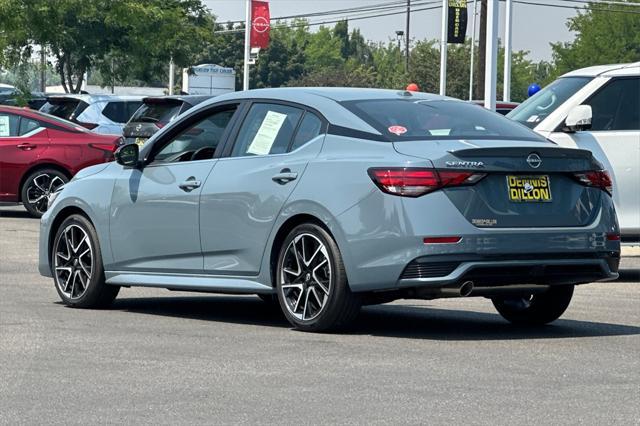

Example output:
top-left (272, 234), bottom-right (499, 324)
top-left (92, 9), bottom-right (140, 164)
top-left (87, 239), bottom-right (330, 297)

top-left (0, 106), bottom-right (121, 217)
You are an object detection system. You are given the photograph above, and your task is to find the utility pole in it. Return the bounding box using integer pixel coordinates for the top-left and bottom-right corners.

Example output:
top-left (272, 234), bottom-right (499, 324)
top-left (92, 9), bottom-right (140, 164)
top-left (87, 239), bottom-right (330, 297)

top-left (477, 0), bottom-right (487, 100)
top-left (243, 0), bottom-right (252, 91)
top-left (39, 46), bottom-right (46, 92)
top-left (503, 0), bottom-right (513, 102)
top-left (405, 0), bottom-right (410, 73)
top-left (169, 58), bottom-right (175, 95)
top-left (484, 0), bottom-right (498, 111)
top-left (439, 0), bottom-right (448, 96)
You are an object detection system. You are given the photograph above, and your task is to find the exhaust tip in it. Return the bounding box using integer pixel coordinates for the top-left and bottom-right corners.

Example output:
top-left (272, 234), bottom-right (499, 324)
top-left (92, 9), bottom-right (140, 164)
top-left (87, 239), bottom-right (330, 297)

top-left (460, 281), bottom-right (474, 297)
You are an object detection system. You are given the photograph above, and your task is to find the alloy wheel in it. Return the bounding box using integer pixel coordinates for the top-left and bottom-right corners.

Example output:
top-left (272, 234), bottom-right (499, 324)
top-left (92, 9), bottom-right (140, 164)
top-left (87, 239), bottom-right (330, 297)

top-left (280, 233), bottom-right (332, 321)
top-left (54, 224), bottom-right (93, 300)
top-left (26, 173), bottom-right (65, 214)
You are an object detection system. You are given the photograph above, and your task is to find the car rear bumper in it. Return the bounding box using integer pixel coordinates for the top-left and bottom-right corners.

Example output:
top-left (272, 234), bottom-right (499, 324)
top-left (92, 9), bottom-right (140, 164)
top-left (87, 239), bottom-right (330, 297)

top-left (397, 252), bottom-right (619, 289)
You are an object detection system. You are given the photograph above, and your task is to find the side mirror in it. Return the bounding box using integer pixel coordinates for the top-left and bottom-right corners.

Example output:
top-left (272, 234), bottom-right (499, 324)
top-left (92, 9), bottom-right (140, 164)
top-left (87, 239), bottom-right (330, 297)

top-left (564, 105), bottom-right (592, 132)
top-left (114, 143), bottom-right (140, 167)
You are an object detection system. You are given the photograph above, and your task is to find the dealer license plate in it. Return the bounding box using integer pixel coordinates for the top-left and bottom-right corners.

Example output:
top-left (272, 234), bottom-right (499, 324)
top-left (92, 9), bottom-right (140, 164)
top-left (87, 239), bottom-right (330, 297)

top-left (507, 175), bottom-right (552, 202)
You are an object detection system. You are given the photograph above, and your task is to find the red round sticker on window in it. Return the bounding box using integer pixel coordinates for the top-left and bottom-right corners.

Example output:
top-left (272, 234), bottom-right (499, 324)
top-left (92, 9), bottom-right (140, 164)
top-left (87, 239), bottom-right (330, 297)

top-left (388, 125), bottom-right (407, 135)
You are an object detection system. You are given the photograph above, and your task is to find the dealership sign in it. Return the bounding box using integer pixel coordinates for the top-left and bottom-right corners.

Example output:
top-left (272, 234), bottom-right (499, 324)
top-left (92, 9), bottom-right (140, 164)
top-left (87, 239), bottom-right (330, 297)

top-left (447, 0), bottom-right (468, 44)
top-left (251, 0), bottom-right (271, 49)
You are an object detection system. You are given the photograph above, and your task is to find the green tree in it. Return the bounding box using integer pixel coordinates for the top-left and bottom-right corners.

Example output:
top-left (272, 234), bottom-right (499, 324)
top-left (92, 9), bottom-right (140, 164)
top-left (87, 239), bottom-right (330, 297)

top-left (551, 1), bottom-right (640, 76)
top-left (0, 0), bottom-right (214, 93)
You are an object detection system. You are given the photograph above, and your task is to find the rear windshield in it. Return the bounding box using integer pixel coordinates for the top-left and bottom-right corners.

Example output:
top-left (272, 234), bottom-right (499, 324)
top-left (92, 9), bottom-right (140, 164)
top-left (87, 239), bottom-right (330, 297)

top-left (102, 101), bottom-right (143, 123)
top-left (343, 99), bottom-right (547, 142)
top-left (40, 99), bottom-right (89, 121)
top-left (130, 101), bottom-right (182, 125)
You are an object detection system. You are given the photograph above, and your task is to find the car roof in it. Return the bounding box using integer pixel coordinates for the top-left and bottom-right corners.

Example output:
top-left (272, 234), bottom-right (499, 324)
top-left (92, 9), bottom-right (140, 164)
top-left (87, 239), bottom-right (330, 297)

top-left (194, 87), bottom-right (453, 135)
top-left (142, 95), bottom-right (213, 105)
top-left (45, 94), bottom-right (144, 102)
top-left (561, 62), bottom-right (640, 78)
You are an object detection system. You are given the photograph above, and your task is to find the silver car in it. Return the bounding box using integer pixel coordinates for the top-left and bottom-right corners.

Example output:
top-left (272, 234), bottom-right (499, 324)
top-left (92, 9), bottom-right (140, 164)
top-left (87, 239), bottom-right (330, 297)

top-left (39, 88), bottom-right (621, 332)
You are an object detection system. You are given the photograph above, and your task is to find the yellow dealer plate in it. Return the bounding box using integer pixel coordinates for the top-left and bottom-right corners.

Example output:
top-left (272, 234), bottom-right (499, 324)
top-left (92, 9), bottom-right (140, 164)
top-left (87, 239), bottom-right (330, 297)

top-left (507, 175), bottom-right (552, 202)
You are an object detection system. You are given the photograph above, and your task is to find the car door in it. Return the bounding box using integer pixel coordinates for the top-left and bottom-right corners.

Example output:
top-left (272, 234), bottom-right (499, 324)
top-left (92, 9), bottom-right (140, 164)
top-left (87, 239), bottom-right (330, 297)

top-left (549, 77), bottom-right (640, 238)
top-left (0, 112), bottom-right (49, 201)
top-left (108, 104), bottom-right (240, 273)
top-left (200, 102), bottom-right (326, 275)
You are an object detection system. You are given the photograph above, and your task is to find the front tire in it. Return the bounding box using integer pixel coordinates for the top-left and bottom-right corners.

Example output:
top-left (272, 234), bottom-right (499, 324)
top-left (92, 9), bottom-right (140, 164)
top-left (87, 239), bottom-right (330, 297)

top-left (276, 223), bottom-right (360, 332)
top-left (492, 285), bottom-right (574, 325)
top-left (21, 169), bottom-right (68, 218)
top-left (51, 214), bottom-right (119, 308)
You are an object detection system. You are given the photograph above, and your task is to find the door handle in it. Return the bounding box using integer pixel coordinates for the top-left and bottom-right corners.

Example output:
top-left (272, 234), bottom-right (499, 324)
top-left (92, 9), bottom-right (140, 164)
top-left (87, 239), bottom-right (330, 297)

top-left (17, 143), bottom-right (36, 151)
top-left (272, 169), bottom-right (298, 185)
top-left (178, 177), bottom-right (201, 191)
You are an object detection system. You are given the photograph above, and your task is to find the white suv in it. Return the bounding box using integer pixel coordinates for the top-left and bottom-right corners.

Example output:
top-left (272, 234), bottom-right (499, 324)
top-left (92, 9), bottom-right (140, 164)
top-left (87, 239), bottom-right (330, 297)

top-left (508, 62), bottom-right (640, 245)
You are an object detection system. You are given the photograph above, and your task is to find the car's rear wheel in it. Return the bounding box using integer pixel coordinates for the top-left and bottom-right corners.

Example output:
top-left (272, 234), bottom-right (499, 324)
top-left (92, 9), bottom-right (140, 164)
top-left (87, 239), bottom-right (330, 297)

top-left (52, 214), bottom-right (119, 308)
top-left (276, 223), bottom-right (360, 332)
top-left (21, 169), bottom-right (68, 218)
top-left (492, 285), bottom-right (574, 325)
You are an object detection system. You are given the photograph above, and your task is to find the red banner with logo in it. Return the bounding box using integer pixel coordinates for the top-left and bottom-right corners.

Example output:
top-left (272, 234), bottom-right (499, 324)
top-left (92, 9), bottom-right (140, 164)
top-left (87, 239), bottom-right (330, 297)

top-left (251, 0), bottom-right (270, 49)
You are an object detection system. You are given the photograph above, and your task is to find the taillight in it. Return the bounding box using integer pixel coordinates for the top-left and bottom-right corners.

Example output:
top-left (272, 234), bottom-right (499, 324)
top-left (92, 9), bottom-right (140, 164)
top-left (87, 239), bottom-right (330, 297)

top-left (368, 168), bottom-right (486, 197)
top-left (573, 170), bottom-right (612, 195)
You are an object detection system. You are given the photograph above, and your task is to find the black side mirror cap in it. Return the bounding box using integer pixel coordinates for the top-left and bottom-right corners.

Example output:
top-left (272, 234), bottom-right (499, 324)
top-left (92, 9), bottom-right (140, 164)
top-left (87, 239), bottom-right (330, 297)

top-left (114, 143), bottom-right (140, 168)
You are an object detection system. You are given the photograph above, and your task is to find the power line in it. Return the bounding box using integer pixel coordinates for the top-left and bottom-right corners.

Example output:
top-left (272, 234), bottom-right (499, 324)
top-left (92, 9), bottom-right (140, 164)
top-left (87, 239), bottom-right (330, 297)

top-left (512, 0), bottom-right (640, 13)
top-left (217, 0), bottom-right (437, 26)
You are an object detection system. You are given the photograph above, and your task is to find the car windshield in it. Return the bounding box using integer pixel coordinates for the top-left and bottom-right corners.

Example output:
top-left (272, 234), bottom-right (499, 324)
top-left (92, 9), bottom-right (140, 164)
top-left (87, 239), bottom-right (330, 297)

top-left (130, 101), bottom-right (182, 125)
top-left (507, 77), bottom-right (593, 128)
top-left (343, 99), bottom-right (547, 142)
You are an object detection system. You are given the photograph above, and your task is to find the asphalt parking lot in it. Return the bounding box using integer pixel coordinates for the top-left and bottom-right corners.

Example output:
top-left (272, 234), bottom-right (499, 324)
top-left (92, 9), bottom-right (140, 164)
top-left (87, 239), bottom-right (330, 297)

top-left (1, 205), bottom-right (638, 425)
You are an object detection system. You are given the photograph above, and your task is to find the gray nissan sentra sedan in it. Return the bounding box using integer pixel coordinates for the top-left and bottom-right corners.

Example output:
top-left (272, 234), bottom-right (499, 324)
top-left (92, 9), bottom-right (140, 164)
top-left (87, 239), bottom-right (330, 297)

top-left (38, 88), bottom-right (621, 332)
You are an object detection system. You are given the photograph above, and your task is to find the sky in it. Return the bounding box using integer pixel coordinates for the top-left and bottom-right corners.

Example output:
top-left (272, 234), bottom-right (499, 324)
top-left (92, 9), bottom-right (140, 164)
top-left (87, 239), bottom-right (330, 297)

top-left (203, 0), bottom-right (578, 61)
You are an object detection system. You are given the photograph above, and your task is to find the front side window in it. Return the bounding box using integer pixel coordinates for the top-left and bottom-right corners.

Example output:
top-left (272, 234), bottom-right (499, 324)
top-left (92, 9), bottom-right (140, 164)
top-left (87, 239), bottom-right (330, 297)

top-left (507, 77), bottom-right (592, 128)
top-left (0, 113), bottom-right (20, 137)
top-left (344, 99), bottom-right (547, 142)
top-left (231, 103), bottom-right (304, 157)
top-left (153, 107), bottom-right (237, 163)
top-left (584, 78), bottom-right (640, 131)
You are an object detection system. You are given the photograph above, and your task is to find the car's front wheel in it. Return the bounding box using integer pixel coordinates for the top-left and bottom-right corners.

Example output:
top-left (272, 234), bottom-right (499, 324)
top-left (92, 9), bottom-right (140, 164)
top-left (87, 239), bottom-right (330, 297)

top-left (52, 214), bottom-right (119, 308)
top-left (492, 285), bottom-right (574, 325)
top-left (276, 223), bottom-right (360, 332)
top-left (21, 169), bottom-right (68, 218)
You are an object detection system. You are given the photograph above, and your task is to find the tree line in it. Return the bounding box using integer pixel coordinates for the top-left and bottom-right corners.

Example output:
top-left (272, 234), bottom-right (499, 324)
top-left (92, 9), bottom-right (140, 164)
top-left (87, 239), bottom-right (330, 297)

top-left (1, 0), bottom-right (638, 102)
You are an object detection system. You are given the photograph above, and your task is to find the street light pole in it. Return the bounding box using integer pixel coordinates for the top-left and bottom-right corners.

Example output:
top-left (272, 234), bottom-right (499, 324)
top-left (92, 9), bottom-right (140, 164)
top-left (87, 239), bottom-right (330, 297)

top-left (469, 0), bottom-right (478, 100)
top-left (503, 0), bottom-right (513, 102)
top-left (484, 0), bottom-right (498, 110)
top-left (243, 0), bottom-right (252, 91)
top-left (439, 0), bottom-right (448, 96)
top-left (405, 0), bottom-right (411, 73)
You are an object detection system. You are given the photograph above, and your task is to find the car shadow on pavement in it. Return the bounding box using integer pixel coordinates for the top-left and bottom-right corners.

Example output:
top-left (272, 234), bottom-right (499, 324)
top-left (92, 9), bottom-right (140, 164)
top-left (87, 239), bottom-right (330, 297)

top-left (0, 208), bottom-right (33, 219)
top-left (617, 269), bottom-right (640, 282)
top-left (109, 295), bottom-right (640, 341)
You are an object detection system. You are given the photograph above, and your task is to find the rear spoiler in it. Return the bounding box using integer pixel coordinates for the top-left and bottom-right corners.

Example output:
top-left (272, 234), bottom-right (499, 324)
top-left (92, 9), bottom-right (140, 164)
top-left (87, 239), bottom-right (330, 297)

top-left (450, 146), bottom-right (594, 160)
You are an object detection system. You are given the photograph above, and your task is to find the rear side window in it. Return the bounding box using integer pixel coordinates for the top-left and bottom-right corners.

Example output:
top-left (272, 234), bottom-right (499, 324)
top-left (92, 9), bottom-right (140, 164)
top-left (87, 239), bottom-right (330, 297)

top-left (0, 113), bottom-right (19, 137)
top-left (102, 101), bottom-right (143, 123)
top-left (584, 78), bottom-right (640, 131)
top-left (343, 99), bottom-right (546, 142)
top-left (130, 101), bottom-right (183, 125)
top-left (231, 103), bottom-right (304, 157)
top-left (290, 112), bottom-right (323, 151)
top-left (19, 118), bottom-right (41, 135)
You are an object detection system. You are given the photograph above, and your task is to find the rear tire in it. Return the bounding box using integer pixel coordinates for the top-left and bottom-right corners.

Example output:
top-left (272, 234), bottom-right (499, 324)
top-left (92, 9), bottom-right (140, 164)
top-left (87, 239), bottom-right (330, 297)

top-left (21, 168), bottom-right (68, 218)
top-left (492, 285), bottom-right (574, 325)
top-left (51, 214), bottom-right (119, 308)
top-left (276, 223), bottom-right (360, 332)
